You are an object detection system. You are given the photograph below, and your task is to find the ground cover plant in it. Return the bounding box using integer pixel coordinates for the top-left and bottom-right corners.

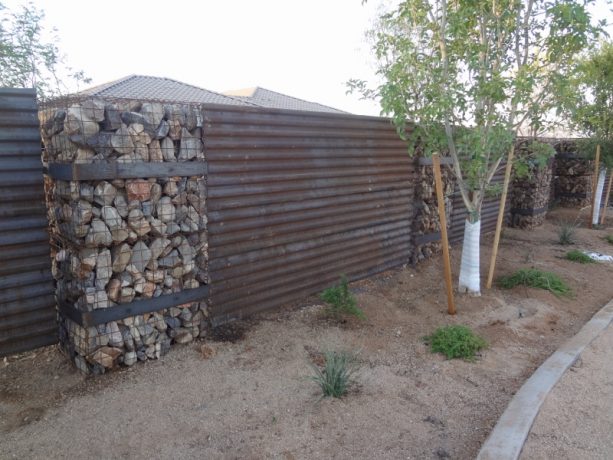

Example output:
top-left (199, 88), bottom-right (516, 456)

top-left (565, 250), bottom-right (595, 264)
top-left (557, 221), bottom-right (577, 245)
top-left (499, 268), bottom-right (572, 297)
top-left (320, 276), bottom-right (366, 320)
top-left (309, 351), bottom-right (357, 398)
top-left (424, 325), bottom-right (487, 361)
top-left (605, 234), bottom-right (613, 245)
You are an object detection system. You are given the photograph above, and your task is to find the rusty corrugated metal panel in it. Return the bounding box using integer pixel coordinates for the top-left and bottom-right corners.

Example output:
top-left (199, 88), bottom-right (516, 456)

top-left (449, 164), bottom-right (511, 244)
top-left (0, 88), bottom-right (56, 357)
top-left (204, 105), bottom-right (415, 323)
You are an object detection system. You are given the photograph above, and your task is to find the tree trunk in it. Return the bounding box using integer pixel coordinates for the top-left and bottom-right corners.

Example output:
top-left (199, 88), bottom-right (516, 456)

top-left (458, 217), bottom-right (481, 296)
top-left (592, 168), bottom-right (606, 226)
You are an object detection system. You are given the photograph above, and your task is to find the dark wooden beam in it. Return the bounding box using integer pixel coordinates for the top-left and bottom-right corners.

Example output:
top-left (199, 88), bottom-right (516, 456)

top-left (58, 285), bottom-right (209, 327)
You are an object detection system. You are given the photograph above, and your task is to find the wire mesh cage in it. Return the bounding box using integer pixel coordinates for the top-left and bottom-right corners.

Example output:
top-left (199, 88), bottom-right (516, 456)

top-left (40, 95), bottom-right (209, 373)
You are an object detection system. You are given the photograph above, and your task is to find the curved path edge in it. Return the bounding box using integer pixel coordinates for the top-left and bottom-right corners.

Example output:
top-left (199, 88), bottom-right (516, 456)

top-left (476, 297), bottom-right (613, 460)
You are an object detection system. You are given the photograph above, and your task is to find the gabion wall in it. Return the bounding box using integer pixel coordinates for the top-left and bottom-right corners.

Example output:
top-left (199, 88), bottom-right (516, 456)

top-left (552, 141), bottom-right (594, 207)
top-left (411, 160), bottom-right (454, 264)
top-left (509, 143), bottom-right (554, 229)
top-left (40, 97), bottom-right (208, 373)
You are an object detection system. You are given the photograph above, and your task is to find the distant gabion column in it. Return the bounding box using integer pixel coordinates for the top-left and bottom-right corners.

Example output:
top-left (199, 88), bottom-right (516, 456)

top-left (553, 140), bottom-right (593, 207)
top-left (39, 97), bottom-right (209, 373)
top-left (509, 143), bottom-right (554, 229)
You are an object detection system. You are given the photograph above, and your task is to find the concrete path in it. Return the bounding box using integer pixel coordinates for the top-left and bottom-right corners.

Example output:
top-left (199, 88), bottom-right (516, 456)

top-left (520, 320), bottom-right (613, 459)
top-left (478, 299), bottom-right (613, 460)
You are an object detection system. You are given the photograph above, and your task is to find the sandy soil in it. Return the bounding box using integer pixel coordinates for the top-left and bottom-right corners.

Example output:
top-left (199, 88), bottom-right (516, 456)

top-left (2, 207), bottom-right (613, 459)
top-left (521, 322), bottom-right (613, 460)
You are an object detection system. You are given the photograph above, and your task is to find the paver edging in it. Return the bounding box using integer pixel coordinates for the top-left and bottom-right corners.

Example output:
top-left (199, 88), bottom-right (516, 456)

top-left (476, 298), bottom-right (613, 460)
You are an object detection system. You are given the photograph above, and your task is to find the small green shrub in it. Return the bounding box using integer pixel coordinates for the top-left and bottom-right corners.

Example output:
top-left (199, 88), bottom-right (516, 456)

top-left (557, 221), bottom-right (576, 245)
top-left (320, 276), bottom-right (365, 320)
top-left (424, 325), bottom-right (487, 361)
top-left (309, 351), bottom-right (357, 398)
top-left (605, 234), bottom-right (613, 245)
top-left (565, 250), bottom-right (595, 264)
top-left (499, 268), bottom-right (572, 297)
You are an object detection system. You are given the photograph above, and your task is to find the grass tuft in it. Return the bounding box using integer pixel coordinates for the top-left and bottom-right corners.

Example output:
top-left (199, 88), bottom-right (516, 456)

top-left (321, 276), bottom-right (366, 320)
top-left (557, 221), bottom-right (576, 245)
top-left (605, 234), bottom-right (613, 245)
top-left (309, 351), bottom-right (357, 398)
top-left (498, 268), bottom-right (572, 297)
top-left (424, 325), bottom-right (487, 361)
top-left (565, 250), bottom-right (595, 264)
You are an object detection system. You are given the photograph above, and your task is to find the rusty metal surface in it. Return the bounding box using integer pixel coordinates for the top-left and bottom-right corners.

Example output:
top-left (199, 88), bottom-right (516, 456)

top-left (0, 88), bottom-right (56, 357)
top-left (204, 105), bottom-right (415, 323)
top-left (449, 164), bottom-right (511, 243)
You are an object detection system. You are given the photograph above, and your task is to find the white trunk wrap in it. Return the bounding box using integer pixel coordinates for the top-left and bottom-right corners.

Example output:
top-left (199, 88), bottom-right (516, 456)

top-left (593, 168), bottom-right (606, 226)
top-left (458, 219), bottom-right (480, 295)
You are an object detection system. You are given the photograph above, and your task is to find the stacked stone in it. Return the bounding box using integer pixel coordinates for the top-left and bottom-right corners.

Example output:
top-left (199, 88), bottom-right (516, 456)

top-left (40, 98), bottom-right (208, 374)
top-left (552, 141), bottom-right (593, 207)
top-left (411, 161), bottom-right (454, 264)
top-left (509, 146), bottom-right (554, 229)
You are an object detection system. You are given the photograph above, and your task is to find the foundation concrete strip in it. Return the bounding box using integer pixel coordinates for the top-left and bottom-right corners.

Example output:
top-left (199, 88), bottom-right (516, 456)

top-left (477, 298), bottom-right (613, 460)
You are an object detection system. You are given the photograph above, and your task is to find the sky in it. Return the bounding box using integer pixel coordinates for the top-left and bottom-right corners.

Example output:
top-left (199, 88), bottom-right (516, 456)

top-left (4, 0), bottom-right (387, 115)
top-left (3, 0), bottom-right (613, 116)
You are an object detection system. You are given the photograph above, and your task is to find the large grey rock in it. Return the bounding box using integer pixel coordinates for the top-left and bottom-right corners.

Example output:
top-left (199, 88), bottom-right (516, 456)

top-left (101, 205), bottom-right (123, 230)
top-left (160, 137), bottom-right (175, 161)
top-left (150, 237), bottom-right (171, 260)
top-left (107, 321), bottom-right (124, 348)
top-left (114, 193), bottom-right (128, 218)
top-left (94, 181), bottom-right (117, 206)
top-left (112, 243), bottom-right (132, 273)
top-left (140, 102), bottom-right (165, 127)
top-left (111, 124), bottom-right (135, 155)
top-left (149, 139), bottom-right (163, 162)
top-left (80, 99), bottom-right (106, 122)
top-left (178, 128), bottom-right (201, 160)
top-left (156, 197), bottom-right (176, 223)
top-left (104, 104), bottom-right (122, 130)
top-left (130, 241), bottom-right (151, 273)
top-left (120, 111), bottom-right (148, 127)
top-left (154, 120), bottom-right (170, 139)
top-left (158, 249), bottom-right (181, 268)
top-left (123, 351), bottom-right (137, 366)
top-left (64, 106), bottom-right (100, 138)
top-left (96, 249), bottom-right (112, 288)
top-left (128, 209), bottom-right (151, 236)
top-left (85, 219), bottom-right (112, 247)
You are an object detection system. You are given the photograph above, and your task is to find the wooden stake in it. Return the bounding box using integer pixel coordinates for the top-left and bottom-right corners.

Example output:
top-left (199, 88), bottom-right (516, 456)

top-left (590, 144), bottom-right (601, 229)
top-left (432, 153), bottom-right (456, 315)
top-left (600, 168), bottom-right (612, 225)
top-left (486, 145), bottom-right (515, 290)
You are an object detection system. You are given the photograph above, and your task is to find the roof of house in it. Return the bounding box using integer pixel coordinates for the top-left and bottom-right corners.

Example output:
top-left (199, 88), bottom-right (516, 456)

top-left (75, 75), bottom-right (346, 113)
top-left (223, 87), bottom-right (346, 114)
top-left (77, 75), bottom-right (256, 106)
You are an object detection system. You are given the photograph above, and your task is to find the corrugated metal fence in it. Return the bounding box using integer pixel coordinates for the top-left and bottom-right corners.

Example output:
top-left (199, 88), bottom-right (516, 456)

top-left (450, 165), bottom-right (510, 243)
top-left (204, 105), bottom-right (416, 322)
top-left (0, 88), bottom-right (56, 357)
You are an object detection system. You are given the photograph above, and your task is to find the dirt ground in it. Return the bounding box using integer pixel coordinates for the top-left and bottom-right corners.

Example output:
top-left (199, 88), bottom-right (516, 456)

top-left (521, 320), bottom-right (613, 460)
top-left (2, 207), bottom-right (613, 459)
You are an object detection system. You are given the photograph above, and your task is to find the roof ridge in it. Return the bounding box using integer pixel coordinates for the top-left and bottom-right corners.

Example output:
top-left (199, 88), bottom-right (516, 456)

top-left (158, 76), bottom-right (260, 107)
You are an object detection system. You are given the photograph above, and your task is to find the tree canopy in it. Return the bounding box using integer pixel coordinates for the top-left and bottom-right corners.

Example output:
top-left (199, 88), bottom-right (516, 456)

top-left (568, 41), bottom-right (613, 168)
top-left (350, 0), bottom-right (600, 294)
top-left (0, 1), bottom-right (89, 97)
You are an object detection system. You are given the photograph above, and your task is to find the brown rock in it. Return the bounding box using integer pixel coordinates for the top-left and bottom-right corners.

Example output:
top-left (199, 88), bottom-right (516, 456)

top-left (126, 179), bottom-right (152, 202)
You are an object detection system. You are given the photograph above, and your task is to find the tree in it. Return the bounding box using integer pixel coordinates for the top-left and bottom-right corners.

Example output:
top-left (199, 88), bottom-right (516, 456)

top-left (349, 0), bottom-right (599, 295)
top-left (565, 42), bottom-right (613, 225)
top-left (0, 1), bottom-right (90, 97)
